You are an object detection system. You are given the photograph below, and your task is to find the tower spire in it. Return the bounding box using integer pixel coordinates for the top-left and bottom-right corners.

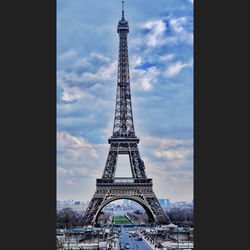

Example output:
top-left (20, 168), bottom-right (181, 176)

top-left (115, 0), bottom-right (132, 137)
top-left (122, 0), bottom-right (124, 20)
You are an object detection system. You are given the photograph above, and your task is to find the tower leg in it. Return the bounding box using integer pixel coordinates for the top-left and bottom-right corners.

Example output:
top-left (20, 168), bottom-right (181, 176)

top-left (146, 197), bottom-right (170, 225)
top-left (81, 195), bottom-right (104, 225)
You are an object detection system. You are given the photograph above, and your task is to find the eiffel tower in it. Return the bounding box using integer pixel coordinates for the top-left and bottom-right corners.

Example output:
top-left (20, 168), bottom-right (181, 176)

top-left (81, 1), bottom-right (170, 226)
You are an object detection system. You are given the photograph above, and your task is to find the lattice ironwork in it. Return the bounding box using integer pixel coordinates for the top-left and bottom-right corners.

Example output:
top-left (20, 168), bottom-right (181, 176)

top-left (113, 2), bottom-right (135, 138)
top-left (81, 1), bottom-right (170, 226)
top-left (81, 184), bottom-right (170, 225)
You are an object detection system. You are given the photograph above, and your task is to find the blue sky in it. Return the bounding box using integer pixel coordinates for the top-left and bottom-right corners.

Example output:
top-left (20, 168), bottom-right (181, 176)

top-left (57, 0), bottom-right (193, 203)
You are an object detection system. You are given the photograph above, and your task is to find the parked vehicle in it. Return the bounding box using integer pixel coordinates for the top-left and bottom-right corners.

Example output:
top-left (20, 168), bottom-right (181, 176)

top-left (125, 243), bottom-right (130, 249)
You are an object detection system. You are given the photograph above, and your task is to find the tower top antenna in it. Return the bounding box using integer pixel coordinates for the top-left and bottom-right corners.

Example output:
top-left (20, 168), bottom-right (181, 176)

top-left (117, 0), bottom-right (129, 33)
top-left (122, 0), bottom-right (124, 20)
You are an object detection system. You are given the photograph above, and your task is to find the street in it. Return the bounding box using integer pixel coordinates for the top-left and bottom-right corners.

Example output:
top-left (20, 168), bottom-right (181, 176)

top-left (117, 232), bottom-right (152, 250)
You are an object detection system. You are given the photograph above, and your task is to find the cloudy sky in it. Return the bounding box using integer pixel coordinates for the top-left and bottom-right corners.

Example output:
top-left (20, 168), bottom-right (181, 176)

top-left (57, 0), bottom-right (193, 203)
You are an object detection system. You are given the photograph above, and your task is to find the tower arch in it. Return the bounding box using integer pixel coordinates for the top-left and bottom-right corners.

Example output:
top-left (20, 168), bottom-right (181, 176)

top-left (94, 196), bottom-right (155, 224)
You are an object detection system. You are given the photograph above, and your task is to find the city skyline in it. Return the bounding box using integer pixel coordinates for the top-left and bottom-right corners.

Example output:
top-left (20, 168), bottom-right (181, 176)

top-left (57, 0), bottom-right (193, 203)
top-left (56, 198), bottom-right (193, 212)
top-left (56, 198), bottom-right (193, 204)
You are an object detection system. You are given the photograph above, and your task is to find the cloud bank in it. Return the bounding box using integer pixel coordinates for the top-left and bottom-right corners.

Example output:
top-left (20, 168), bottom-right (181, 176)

top-left (57, 0), bottom-right (193, 203)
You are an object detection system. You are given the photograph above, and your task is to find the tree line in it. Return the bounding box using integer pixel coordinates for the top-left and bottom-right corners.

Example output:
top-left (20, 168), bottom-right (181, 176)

top-left (56, 207), bottom-right (193, 228)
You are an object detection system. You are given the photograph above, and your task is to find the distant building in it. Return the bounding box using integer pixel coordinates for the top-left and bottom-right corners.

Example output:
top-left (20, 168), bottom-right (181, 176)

top-left (165, 199), bottom-right (171, 208)
top-left (113, 205), bottom-right (124, 216)
top-left (130, 200), bottom-right (139, 207)
top-left (159, 199), bottom-right (171, 208)
top-left (170, 201), bottom-right (193, 209)
top-left (123, 199), bottom-right (130, 206)
top-left (159, 199), bottom-right (165, 207)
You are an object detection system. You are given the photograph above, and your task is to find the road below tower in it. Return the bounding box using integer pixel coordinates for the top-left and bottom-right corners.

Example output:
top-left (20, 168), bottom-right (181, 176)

top-left (116, 232), bottom-right (152, 250)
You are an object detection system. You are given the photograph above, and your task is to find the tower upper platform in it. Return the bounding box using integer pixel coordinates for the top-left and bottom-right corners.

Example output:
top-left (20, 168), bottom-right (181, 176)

top-left (117, 1), bottom-right (129, 33)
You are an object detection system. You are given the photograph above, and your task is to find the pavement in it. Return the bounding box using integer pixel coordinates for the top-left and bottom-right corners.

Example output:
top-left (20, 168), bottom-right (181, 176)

top-left (116, 232), bottom-right (152, 250)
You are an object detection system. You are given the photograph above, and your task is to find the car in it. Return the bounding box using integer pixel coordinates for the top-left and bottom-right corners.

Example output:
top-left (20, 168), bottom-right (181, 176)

top-left (125, 243), bottom-right (130, 249)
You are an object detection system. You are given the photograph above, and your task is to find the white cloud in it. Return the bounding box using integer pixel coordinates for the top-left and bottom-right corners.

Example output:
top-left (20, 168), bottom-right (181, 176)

top-left (57, 71), bottom-right (82, 84)
top-left (61, 84), bottom-right (96, 103)
top-left (58, 60), bottom-right (117, 85)
top-left (100, 121), bottom-right (113, 139)
top-left (142, 135), bottom-right (192, 149)
top-left (130, 56), bottom-right (142, 68)
top-left (141, 135), bottom-right (193, 167)
top-left (61, 86), bottom-right (81, 102)
top-left (141, 19), bottom-right (167, 47)
top-left (57, 166), bottom-right (68, 175)
top-left (75, 167), bottom-right (88, 176)
top-left (170, 17), bottom-right (187, 33)
top-left (138, 16), bottom-right (193, 49)
top-left (164, 61), bottom-right (188, 77)
top-left (57, 165), bottom-right (100, 179)
top-left (57, 131), bottom-right (99, 159)
top-left (66, 179), bottom-right (75, 186)
top-left (168, 16), bottom-right (193, 45)
top-left (131, 66), bottom-right (159, 91)
top-left (72, 52), bottom-right (110, 69)
top-left (73, 57), bottom-right (91, 68)
top-left (129, 56), bottom-right (159, 91)
top-left (89, 52), bottom-right (110, 62)
top-left (188, 57), bottom-right (193, 68)
top-left (159, 54), bottom-right (176, 61)
top-left (137, 135), bottom-right (193, 201)
top-left (163, 57), bottom-right (193, 78)
top-left (57, 131), bottom-right (108, 177)
top-left (57, 131), bottom-right (193, 202)
top-left (59, 49), bottom-right (77, 61)
top-left (154, 149), bottom-right (191, 161)
top-left (56, 132), bottom-right (108, 200)
top-left (82, 61), bottom-right (117, 82)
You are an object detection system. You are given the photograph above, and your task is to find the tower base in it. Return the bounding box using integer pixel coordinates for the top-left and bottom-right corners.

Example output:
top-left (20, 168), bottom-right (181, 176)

top-left (81, 178), bottom-right (170, 226)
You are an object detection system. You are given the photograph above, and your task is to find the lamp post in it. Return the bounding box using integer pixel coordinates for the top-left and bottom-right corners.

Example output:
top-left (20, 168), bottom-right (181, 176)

top-left (177, 227), bottom-right (179, 249)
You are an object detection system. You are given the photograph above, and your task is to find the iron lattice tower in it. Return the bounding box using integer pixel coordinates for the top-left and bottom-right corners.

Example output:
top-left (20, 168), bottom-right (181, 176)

top-left (81, 1), bottom-right (170, 226)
